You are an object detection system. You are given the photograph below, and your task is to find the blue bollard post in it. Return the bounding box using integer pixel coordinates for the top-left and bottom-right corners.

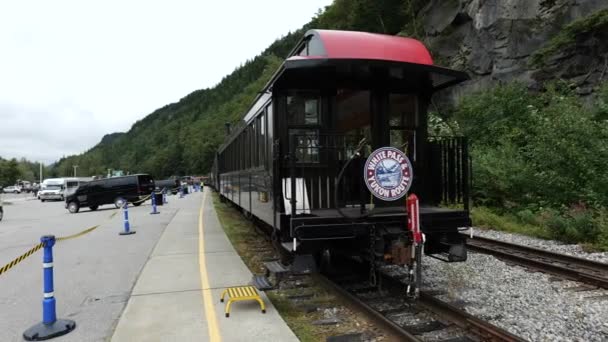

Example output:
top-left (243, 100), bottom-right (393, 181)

top-left (179, 185), bottom-right (184, 199)
top-left (150, 191), bottom-right (159, 215)
top-left (119, 201), bottom-right (136, 235)
top-left (23, 235), bottom-right (76, 341)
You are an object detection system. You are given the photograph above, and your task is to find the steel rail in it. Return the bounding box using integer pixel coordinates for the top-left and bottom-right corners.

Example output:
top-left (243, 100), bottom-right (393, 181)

top-left (465, 235), bottom-right (608, 289)
top-left (321, 264), bottom-right (527, 342)
top-left (418, 291), bottom-right (526, 342)
top-left (376, 272), bottom-right (526, 341)
top-left (316, 274), bottom-right (423, 342)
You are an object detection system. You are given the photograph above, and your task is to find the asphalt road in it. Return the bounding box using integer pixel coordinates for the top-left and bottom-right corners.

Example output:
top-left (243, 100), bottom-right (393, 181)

top-left (1, 192), bottom-right (39, 202)
top-left (0, 195), bottom-right (180, 341)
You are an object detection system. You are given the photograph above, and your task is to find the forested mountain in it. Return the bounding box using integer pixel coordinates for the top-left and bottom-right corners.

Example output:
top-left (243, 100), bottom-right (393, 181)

top-left (49, 1), bottom-right (425, 178)
top-left (51, 0), bottom-right (608, 179)
top-left (48, 0), bottom-right (608, 247)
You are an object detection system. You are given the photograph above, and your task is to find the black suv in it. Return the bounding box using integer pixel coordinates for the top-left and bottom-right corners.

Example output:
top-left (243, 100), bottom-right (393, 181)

top-left (154, 179), bottom-right (180, 194)
top-left (65, 174), bottom-right (155, 213)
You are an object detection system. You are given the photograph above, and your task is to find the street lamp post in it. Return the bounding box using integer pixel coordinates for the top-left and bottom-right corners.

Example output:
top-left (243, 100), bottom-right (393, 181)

top-left (73, 165), bottom-right (78, 177)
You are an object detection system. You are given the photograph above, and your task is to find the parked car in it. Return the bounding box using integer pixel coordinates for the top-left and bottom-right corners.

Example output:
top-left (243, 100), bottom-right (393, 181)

top-left (17, 180), bottom-right (32, 193)
top-left (65, 174), bottom-right (155, 213)
top-left (2, 186), bottom-right (21, 194)
top-left (154, 179), bottom-right (180, 194)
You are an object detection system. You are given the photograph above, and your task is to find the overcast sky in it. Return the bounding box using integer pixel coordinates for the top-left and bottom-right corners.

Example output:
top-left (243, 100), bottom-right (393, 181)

top-left (0, 0), bottom-right (331, 164)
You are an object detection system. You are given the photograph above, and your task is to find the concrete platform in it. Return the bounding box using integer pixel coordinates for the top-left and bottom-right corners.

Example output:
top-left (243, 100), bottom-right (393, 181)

top-left (111, 189), bottom-right (298, 342)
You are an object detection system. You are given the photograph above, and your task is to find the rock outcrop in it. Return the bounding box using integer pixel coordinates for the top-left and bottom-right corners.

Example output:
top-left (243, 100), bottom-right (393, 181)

top-left (413, 0), bottom-right (608, 102)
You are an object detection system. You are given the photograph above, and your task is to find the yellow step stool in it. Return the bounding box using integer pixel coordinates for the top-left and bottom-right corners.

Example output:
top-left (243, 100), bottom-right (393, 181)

top-left (220, 285), bottom-right (266, 318)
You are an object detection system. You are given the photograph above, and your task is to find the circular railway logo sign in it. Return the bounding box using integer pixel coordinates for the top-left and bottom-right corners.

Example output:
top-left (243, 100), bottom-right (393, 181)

top-left (364, 147), bottom-right (413, 201)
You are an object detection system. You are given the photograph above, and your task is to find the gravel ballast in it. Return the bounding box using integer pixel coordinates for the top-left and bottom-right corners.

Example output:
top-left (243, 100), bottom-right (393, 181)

top-left (417, 229), bottom-right (608, 341)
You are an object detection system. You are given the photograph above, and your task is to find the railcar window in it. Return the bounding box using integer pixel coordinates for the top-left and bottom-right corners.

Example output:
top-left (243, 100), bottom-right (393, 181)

top-left (247, 127), bottom-right (252, 169)
top-left (251, 121), bottom-right (258, 167)
top-left (336, 90), bottom-right (372, 158)
top-left (389, 94), bottom-right (418, 160)
top-left (287, 92), bottom-right (320, 126)
top-left (238, 135), bottom-right (243, 171)
top-left (257, 115), bottom-right (263, 167)
top-left (389, 94), bottom-right (417, 127)
top-left (266, 103), bottom-right (273, 171)
top-left (258, 112), bottom-right (266, 166)
top-left (291, 129), bottom-right (319, 163)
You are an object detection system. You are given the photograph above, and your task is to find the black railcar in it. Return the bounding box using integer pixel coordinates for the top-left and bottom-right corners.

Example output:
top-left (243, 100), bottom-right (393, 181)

top-left (211, 30), bottom-right (471, 295)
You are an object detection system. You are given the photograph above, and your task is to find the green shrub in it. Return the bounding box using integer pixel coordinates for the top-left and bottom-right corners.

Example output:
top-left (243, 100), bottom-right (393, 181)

top-left (456, 82), bottom-right (608, 248)
top-left (516, 209), bottom-right (537, 225)
top-left (455, 82), bottom-right (608, 210)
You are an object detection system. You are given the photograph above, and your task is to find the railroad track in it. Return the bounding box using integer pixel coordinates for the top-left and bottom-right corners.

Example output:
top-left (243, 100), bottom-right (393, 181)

top-left (465, 235), bottom-right (608, 289)
top-left (320, 263), bottom-right (526, 342)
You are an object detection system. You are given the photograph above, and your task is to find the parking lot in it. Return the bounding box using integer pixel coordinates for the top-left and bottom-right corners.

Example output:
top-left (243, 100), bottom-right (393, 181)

top-left (1, 192), bottom-right (38, 202)
top-left (0, 194), bottom-right (181, 341)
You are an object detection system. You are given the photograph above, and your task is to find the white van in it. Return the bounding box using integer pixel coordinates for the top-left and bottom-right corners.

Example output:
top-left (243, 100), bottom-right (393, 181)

top-left (39, 178), bottom-right (93, 202)
top-left (38, 178), bottom-right (66, 201)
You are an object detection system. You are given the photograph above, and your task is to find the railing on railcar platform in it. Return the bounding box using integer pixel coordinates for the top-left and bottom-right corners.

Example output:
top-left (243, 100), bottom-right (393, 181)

top-left (285, 134), bottom-right (471, 216)
top-left (427, 136), bottom-right (471, 211)
top-left (287, 133), bottom-right (368, 215)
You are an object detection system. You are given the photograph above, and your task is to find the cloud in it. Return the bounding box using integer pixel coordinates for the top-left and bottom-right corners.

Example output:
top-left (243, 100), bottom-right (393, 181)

top-left (0, 102), bottom-right (112, 163)
top-left (0, 0), bottom-right (331, 164)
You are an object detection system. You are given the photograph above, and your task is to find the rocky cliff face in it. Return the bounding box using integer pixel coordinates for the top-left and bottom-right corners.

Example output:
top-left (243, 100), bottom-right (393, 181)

top-left (417, 0), bottom-right (608, 102)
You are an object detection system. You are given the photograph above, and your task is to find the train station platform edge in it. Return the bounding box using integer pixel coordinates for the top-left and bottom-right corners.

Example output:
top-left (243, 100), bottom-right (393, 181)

top-left (111, 189), bottom-right (299, 342)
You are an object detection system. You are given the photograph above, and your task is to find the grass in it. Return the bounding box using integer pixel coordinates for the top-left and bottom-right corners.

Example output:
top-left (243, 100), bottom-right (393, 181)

top-left (212, 193), bottom-right (380, 341)
top-left (471, 207), bottom-right (550, 239)
top-left (471, 206), bottom-right (608, 252)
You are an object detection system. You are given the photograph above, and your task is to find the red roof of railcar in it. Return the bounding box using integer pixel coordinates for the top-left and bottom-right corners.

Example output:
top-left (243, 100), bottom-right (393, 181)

top-left (288, 30), bottom-right (434, 66)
